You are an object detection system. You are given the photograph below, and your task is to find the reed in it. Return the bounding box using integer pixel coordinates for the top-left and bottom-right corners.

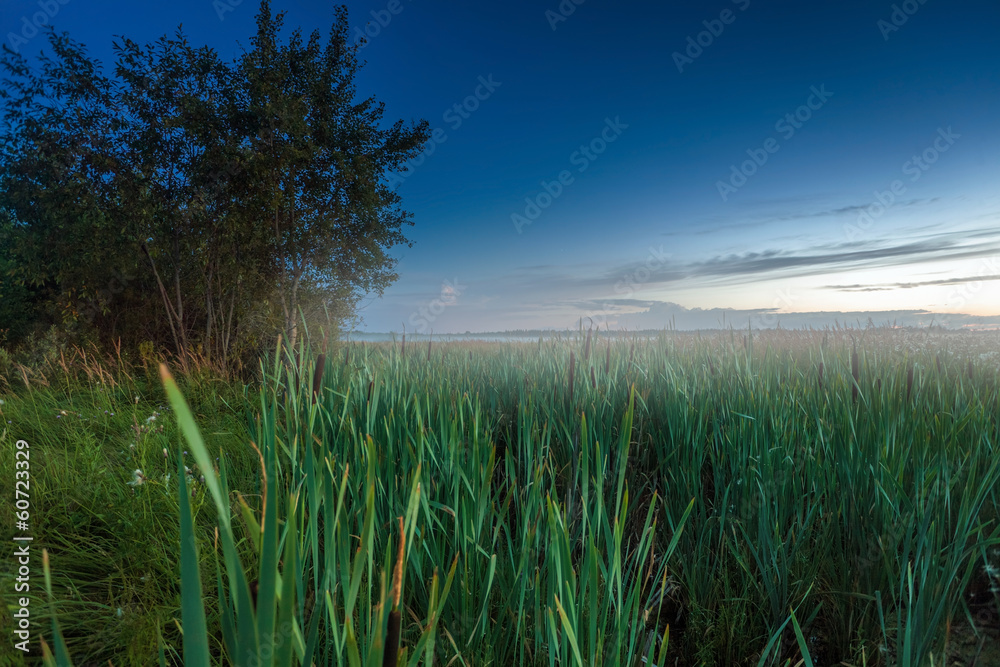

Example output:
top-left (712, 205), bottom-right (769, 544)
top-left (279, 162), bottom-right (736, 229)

top-left (851, 341), bottom-right (860, 403)
top-left (568, 350), bottom-right (576, 406)
top-left (34, 328), bottom-right (1000, 666)
top-left (383, 517), bottom-right (405, 667)
top-left (311, 353), bottom-right (325, 403)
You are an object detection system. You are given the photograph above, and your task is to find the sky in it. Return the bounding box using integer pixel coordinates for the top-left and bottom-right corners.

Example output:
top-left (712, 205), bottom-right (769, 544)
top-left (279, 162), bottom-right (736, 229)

top-left (3, 0), bottom-right (999, 333)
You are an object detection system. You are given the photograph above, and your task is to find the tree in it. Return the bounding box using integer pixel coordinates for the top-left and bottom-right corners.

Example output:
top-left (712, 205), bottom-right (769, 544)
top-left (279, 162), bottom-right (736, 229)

top-left (239, 4), bottom-right (430, 349)
top-left (0, 2), bottom-right (430, 366)
top-left (0, 31), bottom-right (133, 341)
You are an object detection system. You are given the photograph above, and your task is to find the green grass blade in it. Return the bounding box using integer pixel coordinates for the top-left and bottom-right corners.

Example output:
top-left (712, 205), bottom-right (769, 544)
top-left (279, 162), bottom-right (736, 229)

top-left (41, 550), bottom-right (73, 667)
top-left (177, 447), bottom-right (212, 667)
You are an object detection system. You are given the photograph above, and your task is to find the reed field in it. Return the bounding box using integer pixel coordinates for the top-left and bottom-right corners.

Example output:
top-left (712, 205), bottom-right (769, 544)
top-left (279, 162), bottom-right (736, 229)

top-left (3, 327), bottom-right (1000, 666)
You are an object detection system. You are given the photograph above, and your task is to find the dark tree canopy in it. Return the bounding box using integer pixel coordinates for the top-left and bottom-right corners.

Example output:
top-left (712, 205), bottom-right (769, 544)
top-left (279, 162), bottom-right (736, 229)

top-left (0, 1), bottom-right (430, 368)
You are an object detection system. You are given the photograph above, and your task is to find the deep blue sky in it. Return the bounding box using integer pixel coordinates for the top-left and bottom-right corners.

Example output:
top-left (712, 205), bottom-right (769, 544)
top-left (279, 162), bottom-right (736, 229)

top-left (3, 0), bottom-right (999, 332)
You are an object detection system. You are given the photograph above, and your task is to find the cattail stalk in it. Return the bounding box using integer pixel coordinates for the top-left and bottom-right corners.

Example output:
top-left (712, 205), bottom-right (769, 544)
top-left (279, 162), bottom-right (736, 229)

top-left (291, 350), bottom-right (301, 391)
top-left (584, 328), bottom-right (592, 361)
top-left (568, 352), bottom-right (575, 406)
top-left (590, 366), bottom-right (597, 389)
top-left (851, 342), bottom-right (860, 403)
top-left (605, 342), bottom-right (611, 375)
top-left (818, 362), bottom-right (824, 389)
top-left (311, 354), bottom-right (325, 404)
top-left (383, 517), bottom-right (405, 667)
top-left (906, 364), bottom-right (914, 400)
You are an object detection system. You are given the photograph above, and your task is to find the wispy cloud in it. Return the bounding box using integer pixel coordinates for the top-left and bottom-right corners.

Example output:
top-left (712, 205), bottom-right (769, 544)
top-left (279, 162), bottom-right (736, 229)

top-left (615, 303), bottom-right (1000, 331)
top-left (686, 237), bottom-right (999, 283)
top-left (663, 198), bottom-right (943, 239)
top-left (826, 274), bottom-right (1000, 292)
top-left (554, 229), bottom-right (1000, 294)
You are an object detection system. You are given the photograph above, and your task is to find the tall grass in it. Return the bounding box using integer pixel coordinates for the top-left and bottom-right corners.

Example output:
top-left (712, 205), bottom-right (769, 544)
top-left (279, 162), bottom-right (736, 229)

top-left (29, 328), bottom-right (1000, 665)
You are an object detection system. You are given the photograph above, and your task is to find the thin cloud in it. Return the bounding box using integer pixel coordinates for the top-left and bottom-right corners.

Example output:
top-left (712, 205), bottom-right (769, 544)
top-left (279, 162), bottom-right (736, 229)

top-left (826, 274), bottom-right (1000, 292)
top-left (498, 230), bottom-right (1000, 299)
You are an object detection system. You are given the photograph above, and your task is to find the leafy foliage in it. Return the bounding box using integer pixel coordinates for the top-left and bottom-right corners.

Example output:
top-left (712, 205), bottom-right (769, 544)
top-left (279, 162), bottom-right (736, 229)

top-left (0, 2), bottom-right (430, 369)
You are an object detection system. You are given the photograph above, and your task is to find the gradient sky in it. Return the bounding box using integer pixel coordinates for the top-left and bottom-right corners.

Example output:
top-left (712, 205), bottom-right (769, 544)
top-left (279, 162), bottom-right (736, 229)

top-left (3, 0), bottom-right (999, 332)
